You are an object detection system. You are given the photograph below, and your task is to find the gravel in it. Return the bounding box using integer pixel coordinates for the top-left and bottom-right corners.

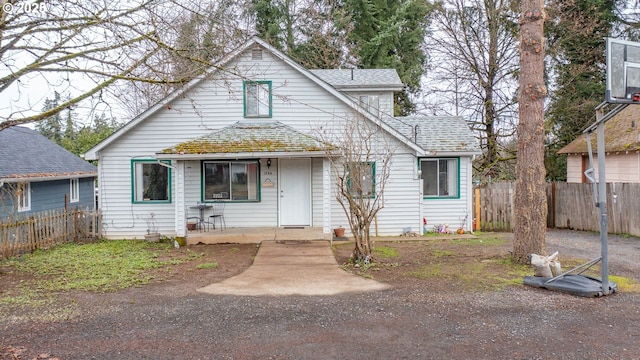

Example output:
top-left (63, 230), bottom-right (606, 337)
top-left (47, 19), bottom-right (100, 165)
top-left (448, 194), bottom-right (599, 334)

top-left (2, 229), bottom-right (640, 360)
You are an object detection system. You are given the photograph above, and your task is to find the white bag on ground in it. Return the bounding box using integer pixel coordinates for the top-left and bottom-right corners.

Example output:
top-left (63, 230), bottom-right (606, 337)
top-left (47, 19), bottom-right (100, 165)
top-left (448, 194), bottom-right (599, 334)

top-left (530, 251), bottom-right (560, 278)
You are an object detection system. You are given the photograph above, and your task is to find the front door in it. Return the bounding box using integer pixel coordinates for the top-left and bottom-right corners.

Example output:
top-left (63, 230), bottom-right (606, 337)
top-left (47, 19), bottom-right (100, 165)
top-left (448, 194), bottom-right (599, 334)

top-left (279, 158), bottom-right (311, 226)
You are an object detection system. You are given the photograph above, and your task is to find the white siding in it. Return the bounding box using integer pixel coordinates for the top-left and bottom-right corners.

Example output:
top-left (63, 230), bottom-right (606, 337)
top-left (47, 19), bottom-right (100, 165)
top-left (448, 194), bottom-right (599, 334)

top-left (96, 45), bottom-right (474, 237)
top-left (312, 158), bottom-right (324, 227)
top-left (98, 49), bottom-right (360, 237)
top-left (421, 156), bottom-right (474, 232)
top-left (328, 141), bottom-right (423, 237)
top-left (373, 152), bottom-right (422, 235)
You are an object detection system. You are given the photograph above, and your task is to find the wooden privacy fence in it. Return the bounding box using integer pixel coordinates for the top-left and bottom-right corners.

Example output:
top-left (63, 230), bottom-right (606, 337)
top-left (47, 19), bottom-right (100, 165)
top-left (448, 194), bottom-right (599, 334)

top-left (475, 181), bottom-right (640, 236)
top-left (0, 207), bottom-right (102, 259)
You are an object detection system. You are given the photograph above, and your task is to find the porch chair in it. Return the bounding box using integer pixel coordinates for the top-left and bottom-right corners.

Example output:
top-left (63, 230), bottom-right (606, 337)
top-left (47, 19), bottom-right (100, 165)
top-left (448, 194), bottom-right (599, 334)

top-left (208, 201), bottom-right (226, 231)
top-left (186, 206), bottom-right (203, 231)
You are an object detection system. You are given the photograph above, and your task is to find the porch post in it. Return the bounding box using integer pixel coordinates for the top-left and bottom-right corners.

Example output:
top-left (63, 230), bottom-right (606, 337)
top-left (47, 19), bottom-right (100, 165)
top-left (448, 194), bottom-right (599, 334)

top-left (175, 160), bottom-right (187, 237)
top-left (322, 157), bottom-right (332, 235)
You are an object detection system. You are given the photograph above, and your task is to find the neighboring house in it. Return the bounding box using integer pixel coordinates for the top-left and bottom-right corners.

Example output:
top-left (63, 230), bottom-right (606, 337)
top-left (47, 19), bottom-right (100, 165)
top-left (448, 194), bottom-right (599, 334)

top-left (0, 126), bottom-right (97, 218)
top-left (559, 105), bottom-right (640, 183)
top-left (84, 36), bottom-right (480, 239)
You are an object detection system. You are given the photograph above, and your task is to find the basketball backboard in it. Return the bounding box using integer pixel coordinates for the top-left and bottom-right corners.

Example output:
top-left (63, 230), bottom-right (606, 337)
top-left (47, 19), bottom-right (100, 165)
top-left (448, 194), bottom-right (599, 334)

top-left (606, 37), bottom-right (640, 103)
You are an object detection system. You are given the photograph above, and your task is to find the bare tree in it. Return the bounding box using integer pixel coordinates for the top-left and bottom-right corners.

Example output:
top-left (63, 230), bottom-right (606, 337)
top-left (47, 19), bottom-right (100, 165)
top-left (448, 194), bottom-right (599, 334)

top-left (513, 0), bottom-right (547, 263)
top-left (319, 115), bottom-right (394, 262)
top-left (0, 0), bottom-right (249, 129)
top-left (423, 0), bottom-right (519, 181)
top-left (114, 0), bottom-right (249, 118)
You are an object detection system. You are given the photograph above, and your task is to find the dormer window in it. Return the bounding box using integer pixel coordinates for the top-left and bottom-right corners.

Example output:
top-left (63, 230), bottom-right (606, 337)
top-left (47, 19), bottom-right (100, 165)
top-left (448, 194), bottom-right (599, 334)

top-left (244, 81), bottom-right (272, 118)
top-left (359, 95), bottom-right (379, 117)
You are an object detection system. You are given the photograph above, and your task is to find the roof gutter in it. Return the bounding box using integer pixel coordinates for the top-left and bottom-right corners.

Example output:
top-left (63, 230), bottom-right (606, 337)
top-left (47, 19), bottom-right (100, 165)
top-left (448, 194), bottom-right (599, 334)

top-left (156, 151), bottom-right (331, 160)
top-left (0, 173), bottom-right (97, 183)
top-left (420, 151), bottom-right (483, 157)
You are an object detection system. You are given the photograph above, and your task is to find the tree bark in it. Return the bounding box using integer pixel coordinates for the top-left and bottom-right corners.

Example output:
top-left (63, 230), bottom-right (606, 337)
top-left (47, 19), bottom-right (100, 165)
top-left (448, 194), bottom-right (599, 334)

top-left (514, 0), bottom-right (547, 263)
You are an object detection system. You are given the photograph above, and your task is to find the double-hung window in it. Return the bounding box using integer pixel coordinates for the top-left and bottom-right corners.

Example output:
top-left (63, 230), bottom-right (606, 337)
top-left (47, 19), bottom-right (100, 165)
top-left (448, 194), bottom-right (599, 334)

top-left (203, 161), bottom-right (259, 201)
top-left (132, 160), bottom-right (171, 203)
top-left (421, 158), bottom-right (459, 198)
top-left (70, 178), bottom-right (79, 203)
top-left (17, 182), bottom-right (30, 212)
top-left (347, 162), bottom-right (376, 198)
top-left (244, 81), bottom-right (272, 117)
top-left (359, 95), bottom-right (379, 117)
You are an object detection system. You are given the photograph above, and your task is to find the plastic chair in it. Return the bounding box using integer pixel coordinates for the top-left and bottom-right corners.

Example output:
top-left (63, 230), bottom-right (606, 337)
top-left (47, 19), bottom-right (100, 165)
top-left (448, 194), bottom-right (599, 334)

top-left (208, 202), bottom-right (226, 231)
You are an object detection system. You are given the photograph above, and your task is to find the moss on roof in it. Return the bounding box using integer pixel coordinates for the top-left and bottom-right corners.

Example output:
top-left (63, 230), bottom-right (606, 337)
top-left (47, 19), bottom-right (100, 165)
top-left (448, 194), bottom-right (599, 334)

top-left (559, 106), bottom-right (640, 154)
top-left (162, 122), bottom-right (332, 155)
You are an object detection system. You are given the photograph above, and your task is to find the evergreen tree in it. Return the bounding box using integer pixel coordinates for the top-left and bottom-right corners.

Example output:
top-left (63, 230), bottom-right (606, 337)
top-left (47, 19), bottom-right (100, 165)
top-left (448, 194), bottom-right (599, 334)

top-left (342, 0), bottom-right (433, 115)
top-left (36, 92), bottom-right (65, 144)
top-left (251, 0), bottom-right (289, 50)
top-left (545, 0), bottom-right (617, 180)
top-left (249, 0), bottom-right (432, 115)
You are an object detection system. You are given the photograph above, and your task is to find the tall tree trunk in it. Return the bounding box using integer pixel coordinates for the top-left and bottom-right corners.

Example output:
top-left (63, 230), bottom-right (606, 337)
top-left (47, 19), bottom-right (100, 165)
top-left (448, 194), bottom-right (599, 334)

top-left (514, 0), bottom-right (547, 263)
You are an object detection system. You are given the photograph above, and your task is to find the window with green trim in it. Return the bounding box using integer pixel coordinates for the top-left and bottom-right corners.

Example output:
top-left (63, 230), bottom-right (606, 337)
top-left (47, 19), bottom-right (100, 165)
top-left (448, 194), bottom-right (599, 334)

top-left (132, 160), bottom-right (171, 202)
top-left (244, 81), bottom-right (272, 117)
top-left (203, 161), bottom-right (259, 201)
top-left (421, 158), bottom-right (458, 198)
top-left (347, 162), bottom-right (375, 198)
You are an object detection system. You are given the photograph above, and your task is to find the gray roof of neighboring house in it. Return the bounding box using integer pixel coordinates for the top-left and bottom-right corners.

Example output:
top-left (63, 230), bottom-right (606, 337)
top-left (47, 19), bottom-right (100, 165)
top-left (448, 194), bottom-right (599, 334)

top-left (309, 69), bottom-right (404, 91)
top-left (386, 116), bottom-right (481, 155)
top-left (161, 122), bottom-right (333, 155)
top-left (0, 126), bottom-right (97, 180)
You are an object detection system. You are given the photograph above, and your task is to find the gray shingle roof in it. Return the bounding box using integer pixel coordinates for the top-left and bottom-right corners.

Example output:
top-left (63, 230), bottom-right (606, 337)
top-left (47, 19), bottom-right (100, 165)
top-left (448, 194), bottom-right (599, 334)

top-left (0, 126), bottom-right (97, 179)
top-left (386, 116), bottom-right (481, 154)
top-left (310, 69), bottom-right (403, 90)
top-left (162, 122), bottom-right (333, 154)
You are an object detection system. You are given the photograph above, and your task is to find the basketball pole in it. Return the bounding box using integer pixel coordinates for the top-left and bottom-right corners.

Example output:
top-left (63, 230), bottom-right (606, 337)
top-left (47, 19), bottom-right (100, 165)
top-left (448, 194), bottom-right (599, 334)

top-left (588, 102), bottom-right (627, 295)
top-left (595, 106), bottom-right (610, 295)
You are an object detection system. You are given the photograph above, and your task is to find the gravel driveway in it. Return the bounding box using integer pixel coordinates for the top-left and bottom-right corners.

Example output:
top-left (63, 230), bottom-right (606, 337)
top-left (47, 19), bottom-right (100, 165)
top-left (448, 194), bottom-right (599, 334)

top-left (2, 229), bottom-right (640, 360)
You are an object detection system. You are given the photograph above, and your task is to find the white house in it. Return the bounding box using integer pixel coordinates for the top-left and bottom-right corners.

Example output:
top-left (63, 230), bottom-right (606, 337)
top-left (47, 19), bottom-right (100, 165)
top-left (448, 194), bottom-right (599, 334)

top-left (85, 37), bottom-right (480, 240)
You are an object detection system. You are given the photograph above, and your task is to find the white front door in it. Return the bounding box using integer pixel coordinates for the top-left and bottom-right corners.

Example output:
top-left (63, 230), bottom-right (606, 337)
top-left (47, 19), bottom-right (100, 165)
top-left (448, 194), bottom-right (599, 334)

top-left (279, 158), bottom-right (311, 226)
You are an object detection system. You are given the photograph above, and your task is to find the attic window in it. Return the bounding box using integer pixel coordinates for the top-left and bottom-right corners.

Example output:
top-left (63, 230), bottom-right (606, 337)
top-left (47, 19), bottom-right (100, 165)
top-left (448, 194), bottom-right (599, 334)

top-left (244, 81), bottom-right (272, 117)
top-left (252, 47), bottom-right (263, 60)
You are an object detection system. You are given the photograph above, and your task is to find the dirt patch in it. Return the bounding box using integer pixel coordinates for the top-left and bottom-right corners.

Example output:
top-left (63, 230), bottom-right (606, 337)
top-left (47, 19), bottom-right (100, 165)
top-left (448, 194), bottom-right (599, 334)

top-left (2, 231), bottom-right (640, 359)
top-left (332, 235), bottom-right (528, 292)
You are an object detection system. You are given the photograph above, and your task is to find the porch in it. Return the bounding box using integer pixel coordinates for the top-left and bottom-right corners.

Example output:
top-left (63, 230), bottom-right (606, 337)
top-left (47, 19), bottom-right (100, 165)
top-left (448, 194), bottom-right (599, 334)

top-left (185, 226), bottom-right (331, 245)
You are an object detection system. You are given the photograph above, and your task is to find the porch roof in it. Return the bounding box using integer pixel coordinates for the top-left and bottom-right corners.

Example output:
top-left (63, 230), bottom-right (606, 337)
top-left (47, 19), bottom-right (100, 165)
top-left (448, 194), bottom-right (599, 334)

top-left (159, 121), bottom-right (334, 158)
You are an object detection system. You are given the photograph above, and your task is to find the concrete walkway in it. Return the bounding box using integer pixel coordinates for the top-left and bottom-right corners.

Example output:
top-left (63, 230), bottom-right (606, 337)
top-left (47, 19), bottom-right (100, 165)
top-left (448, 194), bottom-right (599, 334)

top-left (197, 240), bottom-right (391, 296)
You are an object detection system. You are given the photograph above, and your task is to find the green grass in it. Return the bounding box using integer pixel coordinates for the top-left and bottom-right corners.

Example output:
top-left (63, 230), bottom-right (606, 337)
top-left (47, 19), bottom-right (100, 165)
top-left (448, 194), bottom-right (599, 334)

top-left (451, 236), bottom-right (507, 246)
top-left (609, 275), bottom-right (640, 292)
top-left (432, 249), bottom-right (454, 257)
top-left (1, 240), bottom-right (178, 293)
top-left (0, 240), bottom-right (211, 319)
top-left (374, 246), bottom-right (399, 258)
top-left (196, 262), bottom-right (219, 270)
